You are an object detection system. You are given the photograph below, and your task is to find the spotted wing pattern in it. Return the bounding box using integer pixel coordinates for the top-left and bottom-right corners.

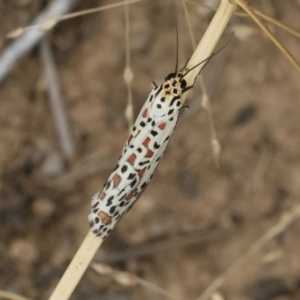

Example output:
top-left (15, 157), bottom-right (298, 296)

top-left (88, 73), bottom-right (185, 239)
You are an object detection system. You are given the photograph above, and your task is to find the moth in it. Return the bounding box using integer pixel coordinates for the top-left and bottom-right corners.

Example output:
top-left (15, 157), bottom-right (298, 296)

top-left (88, 56), bottom-right (212, 239)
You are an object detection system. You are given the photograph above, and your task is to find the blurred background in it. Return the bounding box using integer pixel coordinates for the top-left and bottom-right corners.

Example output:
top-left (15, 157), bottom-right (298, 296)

top-left (1, 0), bottom-right (300, 299)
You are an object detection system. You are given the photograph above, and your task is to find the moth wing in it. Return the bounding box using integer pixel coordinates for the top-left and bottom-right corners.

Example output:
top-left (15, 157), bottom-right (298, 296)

top-left (121, 90), bottom-right (155, 156)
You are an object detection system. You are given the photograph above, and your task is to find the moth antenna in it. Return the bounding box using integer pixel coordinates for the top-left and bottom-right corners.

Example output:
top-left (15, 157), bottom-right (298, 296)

top-left (182, 32), bottom-right (234, 79)
top-left (173, 0), bottom-right (179, 74)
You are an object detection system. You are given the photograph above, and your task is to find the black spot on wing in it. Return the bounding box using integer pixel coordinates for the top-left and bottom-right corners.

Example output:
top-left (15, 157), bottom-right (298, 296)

top-left (105, 180), bottom-right (111, 190)
top-left (109, 206), bottom-right (117, 214)
top-left (92, 202), bottom-right (99, 209)
top-left (121, 165), bottom-right (128, 173)
top-left (130, 178), bottom-right (137, 188)
top-left (139, 160), bottom-right (150, 166)
top-left (107, 196), bottom-right (114, 206)
top-left (151, 130), bottom-right (158, 137)
top-left (128, 173), bottom-right (136, 180)
top-left (118, 188), bottom-right (125, 196)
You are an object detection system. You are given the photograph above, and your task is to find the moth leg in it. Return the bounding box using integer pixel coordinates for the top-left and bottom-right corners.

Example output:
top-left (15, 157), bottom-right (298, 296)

top-left (179, 105), bottom-right (189, 116)
top-left (180, 57), bottom-right (190, 72)
top-left (151, 81), bottom-right (158, 89)
top-left (182, 73), bottom-right (199, 93)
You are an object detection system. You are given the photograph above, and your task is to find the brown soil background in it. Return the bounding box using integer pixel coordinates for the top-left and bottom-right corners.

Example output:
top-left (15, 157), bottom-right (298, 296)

top-left (1, 1), bottom-right (300, 300)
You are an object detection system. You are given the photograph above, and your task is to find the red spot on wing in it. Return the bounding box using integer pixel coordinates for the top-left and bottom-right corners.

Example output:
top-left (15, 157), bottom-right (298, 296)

top-left (142, 109), bottom-right (148, 118)
top-left (125, 191), bottom-right (134, 200)
top-left (98, 192), bottom-right (106, 200)
top-left (127, 154), bottom-right (137, 165)
top-left (142, 137), bottom-right (150, 147)
top-left (145, 149), bottom-right (154, 158)
top-left (158, 122), bottom-right (167, 130)
top-left (138, 167), bottom-right (146, 177)
top-left (98, 211), bottom-right (112, 225)
top-left (112, 174), bottom-right (121, 188)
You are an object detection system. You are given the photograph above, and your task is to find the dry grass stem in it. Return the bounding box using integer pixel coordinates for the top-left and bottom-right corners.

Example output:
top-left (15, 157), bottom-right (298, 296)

top-left (252, 6), bottom-right (300, 39)
top-left (40, 36), bottom-right (74, 160)
top-left (0, 290), bottom-right (32, 300)
top-left (48, 231), bottom-right (103, 300)
top-left (185, 0), bottom-right (300, 39)
top-left (232, 0), bottom-right (300, 72)
top-left (196, 205), bottom-right (300, 300)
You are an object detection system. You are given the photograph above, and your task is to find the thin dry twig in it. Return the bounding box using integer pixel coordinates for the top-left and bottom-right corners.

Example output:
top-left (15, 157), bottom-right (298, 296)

top-left (0, 0), bottom-right (78, 84)
top-left (196, 205), bottom-right (300, 300)
top-left (92, 263), bottom-right (190, 300)
top-left (185, 0), bottom-right (300, 39)
top-left (40, 36), bottom-right (74, 160)
top-left (232, 0), bottom-right (300, 72)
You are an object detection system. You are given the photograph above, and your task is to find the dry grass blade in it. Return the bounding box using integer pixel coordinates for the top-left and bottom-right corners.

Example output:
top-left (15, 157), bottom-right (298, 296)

top-left (185, 0), bottom-right (300, 39)
top-left (251, 6), bottom-right (300, 39)
top-left (232, 0), bottom-right (300, 72)
top-left (196, 205), bottom-right (300, 300)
